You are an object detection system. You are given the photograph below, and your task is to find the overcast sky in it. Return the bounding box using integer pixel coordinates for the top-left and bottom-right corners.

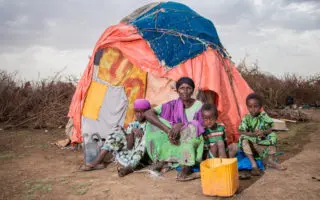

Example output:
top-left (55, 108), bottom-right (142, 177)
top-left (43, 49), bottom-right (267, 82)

top-left (0, 0), bottom-right (319, 80)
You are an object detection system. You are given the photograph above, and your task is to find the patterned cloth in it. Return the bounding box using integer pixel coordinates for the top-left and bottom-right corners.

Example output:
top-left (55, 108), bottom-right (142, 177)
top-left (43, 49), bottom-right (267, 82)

top-left (145, 118), bottom-right (204, 168)
top-left (238, 112), bottom-right (274, 133)
top-left (238, 112), bottom-right (277, 159)
top-left (203, 122), bottom-right (226, 151)
top-left (145, 99), bottom-right (204, 168)
top-left (102, 121), bottom-right (146, 168)
top-left (242, 140), bottom-right (276, 157)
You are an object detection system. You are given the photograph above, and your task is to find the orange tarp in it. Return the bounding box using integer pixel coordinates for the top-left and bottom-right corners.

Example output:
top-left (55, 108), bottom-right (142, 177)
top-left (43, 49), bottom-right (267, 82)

top-left (145, 73), bottom-right (178, 107)
top-left (68, 23), bottom-right (253, 144)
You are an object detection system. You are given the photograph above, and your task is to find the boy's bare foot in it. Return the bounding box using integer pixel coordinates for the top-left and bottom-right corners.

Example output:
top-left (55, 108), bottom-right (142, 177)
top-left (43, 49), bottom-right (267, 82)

top-left (267, 159), bottom-right (287, 170)
top-left (251, 167), bottom-right (262, 176)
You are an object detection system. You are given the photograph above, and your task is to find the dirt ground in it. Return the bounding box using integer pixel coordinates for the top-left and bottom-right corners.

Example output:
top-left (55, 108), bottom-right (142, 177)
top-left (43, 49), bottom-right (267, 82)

top-left (0, 110), bottom-right (319, 200)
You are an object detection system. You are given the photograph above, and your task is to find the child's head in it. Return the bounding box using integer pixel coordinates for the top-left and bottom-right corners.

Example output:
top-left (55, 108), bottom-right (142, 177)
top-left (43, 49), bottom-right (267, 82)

top-left (246, 93), bottom-right (262, 117)
top-left (133, 99), bottom-right (151, 123)
top-left (201, 104), bottom-right (218, 128)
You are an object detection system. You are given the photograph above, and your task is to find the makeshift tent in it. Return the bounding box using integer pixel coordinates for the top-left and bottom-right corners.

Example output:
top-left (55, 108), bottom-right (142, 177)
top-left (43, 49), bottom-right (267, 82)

top-left (68, 1), bottom-right (253, 144)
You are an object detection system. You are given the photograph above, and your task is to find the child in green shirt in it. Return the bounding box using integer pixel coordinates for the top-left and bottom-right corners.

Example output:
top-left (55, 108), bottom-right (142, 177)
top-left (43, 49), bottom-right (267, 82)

top-left (201, 104), bottom-right (237, 158)
top-left (238, 93), bottom-right (287, 176)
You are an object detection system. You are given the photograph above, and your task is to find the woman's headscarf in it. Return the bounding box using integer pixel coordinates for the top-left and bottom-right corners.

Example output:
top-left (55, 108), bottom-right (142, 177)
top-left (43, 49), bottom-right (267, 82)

top-left (176, 77), bottom-right (195, 91)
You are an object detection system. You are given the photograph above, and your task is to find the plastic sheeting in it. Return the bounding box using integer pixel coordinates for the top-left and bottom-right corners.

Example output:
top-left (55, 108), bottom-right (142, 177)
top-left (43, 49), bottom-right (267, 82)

top-left (145, 73), bottom-right (178, 107)
top-left (131, 1), bottom-right (224, 67)
top-left (82, 85), bottom-right (128, 139)
top-left (236, 151), bottom-right (265, 170)
top-left (68, 23), bottom-right (253, 144)
top-left (97, 48), bottom-right (147, 127)
top-left (82, 81), bottom-right (108, 120)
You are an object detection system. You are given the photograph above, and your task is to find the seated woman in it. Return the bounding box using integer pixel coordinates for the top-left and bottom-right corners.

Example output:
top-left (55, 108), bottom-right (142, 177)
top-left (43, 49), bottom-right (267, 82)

top-left (238, 93), bottom-right (287, 176)
top-left (80, 99), bottom-right (151, 177)
top-left (144, 77), bottom-right (204, 181)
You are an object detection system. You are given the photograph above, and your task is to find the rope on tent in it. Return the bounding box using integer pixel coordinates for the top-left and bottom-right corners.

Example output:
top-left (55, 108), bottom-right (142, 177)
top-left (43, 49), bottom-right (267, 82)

top-left (130, 6), bottom-right (232, 57)
top-left (129, 6), bottom-right (241, 116)
top-left (121, 2), bottom-right (160, 24)
top-left (129, 8), bottom-right (165, 24)
top-left (198, 50), bottom-right (205, 91)
top-left (139, 28), bottom-right (227, 55)
top-left (137, 26), bottom-right (240, 116)
top-left (131, 6), bottom-right (203, 25)
top-left (220, 54), bottom-right (242, 120)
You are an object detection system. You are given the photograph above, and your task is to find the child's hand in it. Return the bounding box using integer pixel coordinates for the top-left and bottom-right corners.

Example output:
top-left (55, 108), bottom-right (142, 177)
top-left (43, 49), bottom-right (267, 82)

top-left (132, 128), bottom-right (144, 138)
top-left (255, 130), bottom-right (265, 138)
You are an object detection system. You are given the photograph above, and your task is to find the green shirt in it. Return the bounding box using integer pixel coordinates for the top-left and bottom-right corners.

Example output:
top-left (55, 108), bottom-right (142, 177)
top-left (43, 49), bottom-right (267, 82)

top-left (238, 112), bottom-right (274, 133)
top-left (203, 122), bottom-right (226, 150)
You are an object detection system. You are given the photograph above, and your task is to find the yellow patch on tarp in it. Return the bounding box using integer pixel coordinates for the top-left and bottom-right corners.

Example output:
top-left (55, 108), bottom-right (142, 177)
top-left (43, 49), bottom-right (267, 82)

top-left (97, 48), bottom-right (147, 127)
top-left (122, 65), bottom-right (147, 126)
top-left (98, 48), bottom-right (129, 86)
top-left (82, 81), bottom-right (108, 120)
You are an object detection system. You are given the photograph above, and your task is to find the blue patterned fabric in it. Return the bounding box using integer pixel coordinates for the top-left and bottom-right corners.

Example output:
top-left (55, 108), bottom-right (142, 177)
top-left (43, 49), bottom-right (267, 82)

top-left (131, 1), bottom-right (224, 68)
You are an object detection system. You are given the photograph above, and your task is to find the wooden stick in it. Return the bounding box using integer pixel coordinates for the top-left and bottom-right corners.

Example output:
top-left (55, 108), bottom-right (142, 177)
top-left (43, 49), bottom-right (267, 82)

top-left (279, 118), bottom-right (297, 123)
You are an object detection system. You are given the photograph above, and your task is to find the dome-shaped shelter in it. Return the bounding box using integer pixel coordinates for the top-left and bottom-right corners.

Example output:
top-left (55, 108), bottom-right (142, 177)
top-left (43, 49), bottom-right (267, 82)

top-left (68, 1), bottom-right (253, 144)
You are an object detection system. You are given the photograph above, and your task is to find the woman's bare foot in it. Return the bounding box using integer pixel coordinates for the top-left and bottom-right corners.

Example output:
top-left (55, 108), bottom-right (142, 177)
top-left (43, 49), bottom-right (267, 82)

top-left (148, 161), bottom-right (166, 172)
top-left (179, 166), bottom-right (192, 178)
top-left (78, 163), bottom-right (105, 171)
top-left (176, 166), bottom-right (200, 181)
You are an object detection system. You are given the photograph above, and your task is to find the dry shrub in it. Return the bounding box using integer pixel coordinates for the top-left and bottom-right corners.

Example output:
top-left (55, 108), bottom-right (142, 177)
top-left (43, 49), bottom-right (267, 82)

top-left (0, 60), bottom-right (319, 129)
top-left (238, 59), bottom-right (320, 110)
top-left (0, 70), bottom-right (76, 129)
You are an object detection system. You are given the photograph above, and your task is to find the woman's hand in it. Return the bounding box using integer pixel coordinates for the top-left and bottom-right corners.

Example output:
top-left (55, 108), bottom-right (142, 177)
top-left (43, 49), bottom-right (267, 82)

top-left (171, 123), bottom-right (184, 134)
top-left (168, 123), bottom-right (184, 145)
top-left (167, 128), bottom-right (179, 145)
top-left (132, 128), bottom-right (144, 138)
top-left (169, 133), bottom-right (180, 145)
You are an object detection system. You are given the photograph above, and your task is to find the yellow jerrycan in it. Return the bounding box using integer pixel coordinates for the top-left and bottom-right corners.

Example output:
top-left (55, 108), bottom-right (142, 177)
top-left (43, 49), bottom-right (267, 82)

top-left (200, 158), bottom-right (239, 197)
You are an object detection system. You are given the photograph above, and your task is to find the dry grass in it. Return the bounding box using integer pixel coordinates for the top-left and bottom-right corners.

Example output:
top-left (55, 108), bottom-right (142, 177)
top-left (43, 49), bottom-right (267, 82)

top-left (237, 59), bottom-right (320, 110)
top-left (0, 63), bottom-right (319, 129)
top-left (0, 70), bottom-right (76, 129)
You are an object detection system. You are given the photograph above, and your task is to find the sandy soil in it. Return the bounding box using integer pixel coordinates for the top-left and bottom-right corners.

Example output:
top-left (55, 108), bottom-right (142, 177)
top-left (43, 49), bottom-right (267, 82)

top-left (239, 122), bottom-right (320, 200)
top-left (0, 111), bottom-right (319, 200)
